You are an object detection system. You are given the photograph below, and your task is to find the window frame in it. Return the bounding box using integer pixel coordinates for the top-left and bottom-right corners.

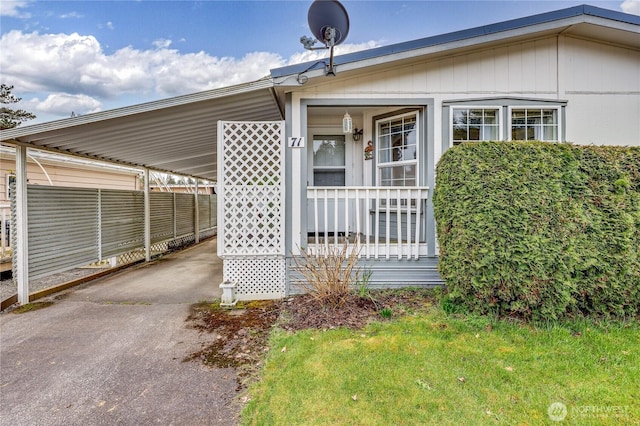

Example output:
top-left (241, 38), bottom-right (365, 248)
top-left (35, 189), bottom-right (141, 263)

top-left (507, 106), bottom-right (563, 142)
top-left (375, 110), bottom-right (420, 188)
top-left (449, 106), bottom-right (503, 147)
top-left (310, 133), bottom-right (348, 187)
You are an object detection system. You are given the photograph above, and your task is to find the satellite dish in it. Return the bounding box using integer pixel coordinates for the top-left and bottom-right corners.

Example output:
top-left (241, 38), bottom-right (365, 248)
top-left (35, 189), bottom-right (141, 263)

top-left (300, 0), bottom-right (351, 76)
top-left (307, 0), bottom-right (350, 47)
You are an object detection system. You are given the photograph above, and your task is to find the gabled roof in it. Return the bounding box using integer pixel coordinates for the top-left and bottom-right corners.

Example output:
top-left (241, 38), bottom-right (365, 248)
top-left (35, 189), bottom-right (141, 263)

top-left (271, 5), bottom-right (640, 80)
top-left (0, 79), bottom-right (282, 181)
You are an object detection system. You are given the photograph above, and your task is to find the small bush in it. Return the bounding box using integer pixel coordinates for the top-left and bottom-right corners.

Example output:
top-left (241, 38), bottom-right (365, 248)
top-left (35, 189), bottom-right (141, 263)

top-left (292, 242), bottom-right (364, 308)
top-left (434, 142), bottom-right (640, 320)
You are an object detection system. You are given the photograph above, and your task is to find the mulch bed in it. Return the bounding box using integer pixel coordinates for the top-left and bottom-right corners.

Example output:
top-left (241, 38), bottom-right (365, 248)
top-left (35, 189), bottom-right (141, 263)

top-left (184, 289), bottom-right (437, 389)
top-left (279, 289), bottom-right (435, 331)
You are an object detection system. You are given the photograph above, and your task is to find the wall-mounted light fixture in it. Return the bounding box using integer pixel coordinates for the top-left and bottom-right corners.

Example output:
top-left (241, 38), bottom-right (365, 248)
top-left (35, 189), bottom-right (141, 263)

top-left (352, 127), bottom-right (363, 141)
top-left (342, 112), bottom-right (353, 133)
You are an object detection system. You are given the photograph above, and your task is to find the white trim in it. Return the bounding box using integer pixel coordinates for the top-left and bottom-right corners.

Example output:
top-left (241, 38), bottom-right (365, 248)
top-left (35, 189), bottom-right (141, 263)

top-left (16, 146), bottom-right (29, 304)
top-left (375, 110), bottom-right (420, 187)
top-left (144, 168), bottom-right (151, 262)
top-left (194, 180), bottom-right (200, 244)
top-left (217, 121), bottom-right (224, 257)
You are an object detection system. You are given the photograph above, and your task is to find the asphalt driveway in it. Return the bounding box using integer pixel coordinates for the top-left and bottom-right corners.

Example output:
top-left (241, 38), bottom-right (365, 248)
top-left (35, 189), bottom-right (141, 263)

top-left (0, 237), bottom-right (240, 426)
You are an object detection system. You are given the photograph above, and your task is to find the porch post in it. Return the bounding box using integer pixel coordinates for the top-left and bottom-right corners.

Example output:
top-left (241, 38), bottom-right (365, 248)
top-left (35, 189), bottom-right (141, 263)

top-left (426, 103), bottom-right (437, 256)
top-left (15, 145), bottom-right (29, 304)
top-left (144, 168), bottom-right (151, 262)
top-left (194, 179), bottom-right (200, 243)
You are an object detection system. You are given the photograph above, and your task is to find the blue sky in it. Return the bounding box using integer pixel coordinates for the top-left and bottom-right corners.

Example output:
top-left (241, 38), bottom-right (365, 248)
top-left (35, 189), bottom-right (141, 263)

top-left (1, 0), bottom-right (638, 124)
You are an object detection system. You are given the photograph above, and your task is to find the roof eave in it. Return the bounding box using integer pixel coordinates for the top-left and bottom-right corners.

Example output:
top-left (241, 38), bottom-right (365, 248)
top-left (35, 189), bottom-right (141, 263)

top-left (0, 78), bottom-right (275, 141)
top-left (271, 5), bottom-right (640, 83)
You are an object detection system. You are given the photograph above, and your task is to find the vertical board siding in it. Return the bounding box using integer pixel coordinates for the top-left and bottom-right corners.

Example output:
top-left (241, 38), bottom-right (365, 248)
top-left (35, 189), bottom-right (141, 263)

top-left (563, 37), bottom-right (640, 146)
top-left (565, 38), bottom-right (640, 93)
top-left (299, 37), bottom-right (559, 96)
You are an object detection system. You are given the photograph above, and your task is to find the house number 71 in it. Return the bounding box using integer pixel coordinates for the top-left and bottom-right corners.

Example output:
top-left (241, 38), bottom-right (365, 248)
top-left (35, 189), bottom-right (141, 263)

top-left (288, 137), bottom-right (305, 148)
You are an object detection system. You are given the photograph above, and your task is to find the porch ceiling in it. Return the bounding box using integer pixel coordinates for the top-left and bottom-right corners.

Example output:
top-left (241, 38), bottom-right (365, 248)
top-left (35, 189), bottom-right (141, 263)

top-left (0, 79), bottom-right (282, 182)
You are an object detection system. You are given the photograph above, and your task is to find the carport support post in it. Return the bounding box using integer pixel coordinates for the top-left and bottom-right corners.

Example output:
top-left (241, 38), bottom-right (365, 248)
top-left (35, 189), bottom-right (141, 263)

top-left (144, 168), bottom-right (151, 262)
top-left (194, 180), bottom-right (200, 243)
top-left (15, 145), bottom-right (29, 304)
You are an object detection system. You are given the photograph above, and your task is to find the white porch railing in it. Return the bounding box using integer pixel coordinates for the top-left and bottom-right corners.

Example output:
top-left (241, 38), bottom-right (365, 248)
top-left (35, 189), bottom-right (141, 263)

top-left (306, 186), bottom-right (429, 260)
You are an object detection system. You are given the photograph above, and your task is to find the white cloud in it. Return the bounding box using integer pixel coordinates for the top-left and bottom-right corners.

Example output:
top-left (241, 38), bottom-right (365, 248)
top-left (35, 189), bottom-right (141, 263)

top-left (0, 29), bottom-right (381, 121)
top-left (0, 30), bottom-right (287, 111)
top-left (621, 0), bottom-right (640, 15)
top-left (60, 11), bottom-right (83, 19)
top-left (27, 93), bottom-right (102, 116)
top-left (152, 38), bottom-right (172, 49)
top-left (0, 31), bottom-right (107, 95)
top-left (0, 0), bottom-right (31, 18)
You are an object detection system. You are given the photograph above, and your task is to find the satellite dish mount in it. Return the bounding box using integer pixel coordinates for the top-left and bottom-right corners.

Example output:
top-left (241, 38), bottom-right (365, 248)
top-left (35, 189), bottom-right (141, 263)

top-left (300, 0), bottom-right (350, 76)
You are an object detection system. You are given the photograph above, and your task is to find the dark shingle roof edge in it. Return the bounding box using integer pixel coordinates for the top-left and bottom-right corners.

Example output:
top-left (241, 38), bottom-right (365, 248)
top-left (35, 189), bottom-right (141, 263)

top-left (270, 4), bottom-right (640, 78)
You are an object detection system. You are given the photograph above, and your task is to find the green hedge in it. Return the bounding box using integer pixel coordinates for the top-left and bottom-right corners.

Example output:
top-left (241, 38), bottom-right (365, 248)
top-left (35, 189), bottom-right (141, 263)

top-left (434, 142), bottom-right (640, 320)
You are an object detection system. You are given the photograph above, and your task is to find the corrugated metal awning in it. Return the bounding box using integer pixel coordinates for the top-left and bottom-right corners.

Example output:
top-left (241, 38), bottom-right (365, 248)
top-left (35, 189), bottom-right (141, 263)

top-left (0, 78), bottom-right (282, 181)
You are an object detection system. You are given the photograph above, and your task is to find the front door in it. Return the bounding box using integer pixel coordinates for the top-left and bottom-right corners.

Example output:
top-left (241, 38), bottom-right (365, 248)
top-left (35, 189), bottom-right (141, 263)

top-left (307, 129), bottom-right (353, 236)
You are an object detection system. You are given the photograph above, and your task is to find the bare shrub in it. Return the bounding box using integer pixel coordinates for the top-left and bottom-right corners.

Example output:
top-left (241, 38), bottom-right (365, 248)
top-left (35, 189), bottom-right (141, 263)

top-left (292, 241), bottom-right (363, 308)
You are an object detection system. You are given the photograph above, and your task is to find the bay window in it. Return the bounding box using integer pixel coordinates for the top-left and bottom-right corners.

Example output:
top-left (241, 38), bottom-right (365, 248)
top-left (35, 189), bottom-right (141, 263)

top-left (447, 102), bottom-right (564, 147)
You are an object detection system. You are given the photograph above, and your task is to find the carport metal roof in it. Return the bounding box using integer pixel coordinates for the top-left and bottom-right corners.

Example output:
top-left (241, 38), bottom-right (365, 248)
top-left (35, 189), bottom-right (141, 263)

top-left (0, 78), bottom-right (282, 181)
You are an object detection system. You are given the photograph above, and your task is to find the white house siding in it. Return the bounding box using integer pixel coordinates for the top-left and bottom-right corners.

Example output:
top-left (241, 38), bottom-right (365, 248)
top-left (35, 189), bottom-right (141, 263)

top-left (563, 37), bottom-right (640, 146)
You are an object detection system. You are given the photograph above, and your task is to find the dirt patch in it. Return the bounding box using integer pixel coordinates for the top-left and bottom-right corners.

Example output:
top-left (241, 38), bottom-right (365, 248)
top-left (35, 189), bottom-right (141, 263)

top-left (184, 300), bottom-right (281, 390)
top-left (184, 289), bottom-right (437, 389)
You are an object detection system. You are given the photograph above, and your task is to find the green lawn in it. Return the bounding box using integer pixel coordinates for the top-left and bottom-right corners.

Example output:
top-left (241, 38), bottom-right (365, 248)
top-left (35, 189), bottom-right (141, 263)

top-left (242, 309), bottom-right (639, 425)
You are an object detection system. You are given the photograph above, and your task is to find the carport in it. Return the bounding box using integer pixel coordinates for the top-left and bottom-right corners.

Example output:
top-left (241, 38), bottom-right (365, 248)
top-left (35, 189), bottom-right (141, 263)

top-left (0, 78), bottom-right (283, 304)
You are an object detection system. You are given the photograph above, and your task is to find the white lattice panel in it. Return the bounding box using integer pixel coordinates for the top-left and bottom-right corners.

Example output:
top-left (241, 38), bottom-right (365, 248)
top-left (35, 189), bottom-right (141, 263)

top-left (222, 186), bottom-right (282, 255)
top-left (222, 121), bottom-right (283, 186)
top-left (218, 121), bottom-right (285, 257)
top-left (224, 257), bottom-right (286, 300)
